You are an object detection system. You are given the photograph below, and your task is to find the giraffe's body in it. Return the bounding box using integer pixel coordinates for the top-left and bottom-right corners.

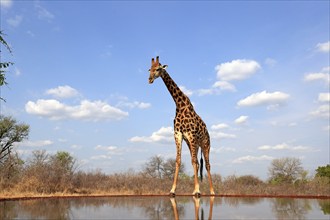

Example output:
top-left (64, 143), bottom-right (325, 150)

top-left (148, 56), bottom-right (215, 196)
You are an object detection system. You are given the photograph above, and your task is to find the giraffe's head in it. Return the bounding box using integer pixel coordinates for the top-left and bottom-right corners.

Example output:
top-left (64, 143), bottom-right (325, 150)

top-left (148, 56), bottom-right (168, 84)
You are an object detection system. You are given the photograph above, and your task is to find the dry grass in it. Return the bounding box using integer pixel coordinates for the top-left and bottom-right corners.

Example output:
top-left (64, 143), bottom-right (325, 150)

top-left (1, 172), bottom-right (329, 200)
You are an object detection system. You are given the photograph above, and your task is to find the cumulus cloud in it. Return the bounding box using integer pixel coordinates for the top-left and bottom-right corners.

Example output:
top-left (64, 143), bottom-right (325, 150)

top-left (212, 81), bottom-right (236, 92)
top-left (234, 115), bottom-right (249, 124)
top-left (310, 104), bottom-right (329, 118)
top-left (16, 140), bottom-right (53, 148)
top-left (258, 143), bottom-right (315, 152)
top-left (117, 101), bottom-right (151, 109)
top-left (179, 85), bottom-right (194, 97)
top-left (25, 99), bottom-right (128, 121)
top-left (211, 123), bottom-right (229, 130)
top-left (232, 155), bottom-right (273, 164)
top-left (215, 59), bottom-right (261, 81)
top-left (46, 85), bottom-right (79, 99)
top-left (7, 15), bottom-right (23, 27)
top-left (316, 41), bottom-right (330, 53)
top-left (304, 67), bottom-right (330, 84)
top-left (318, 93), bottom-right (330, 102)
top-left (129, 126), bottom-right (174, 144)
top-left (209, 131), bottom-right (236, 139)
top-left (197, 81), bottom-right (236, 96)
top-left (237, 90), bottom-right (290, 108)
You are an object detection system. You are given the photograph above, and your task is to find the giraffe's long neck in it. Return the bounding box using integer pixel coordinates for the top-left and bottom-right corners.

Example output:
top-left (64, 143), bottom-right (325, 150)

top-left (161, 71), bottom-right (192, 109)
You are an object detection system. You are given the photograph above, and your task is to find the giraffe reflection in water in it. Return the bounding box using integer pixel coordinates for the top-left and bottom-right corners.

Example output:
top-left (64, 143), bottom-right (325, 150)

top-left (170, 196), bottom-right (215, 220)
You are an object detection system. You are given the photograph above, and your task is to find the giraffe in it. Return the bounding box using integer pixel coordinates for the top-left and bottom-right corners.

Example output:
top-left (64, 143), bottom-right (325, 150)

top-left (148, 56), bottom-right (215, 196)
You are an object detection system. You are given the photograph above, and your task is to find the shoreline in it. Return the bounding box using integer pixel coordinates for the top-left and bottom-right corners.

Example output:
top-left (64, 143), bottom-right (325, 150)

top-left (1, 193), bottom-right (330, 201)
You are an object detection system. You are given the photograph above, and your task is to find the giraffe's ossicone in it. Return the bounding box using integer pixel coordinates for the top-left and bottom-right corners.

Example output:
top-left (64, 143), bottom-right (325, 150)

top-left (148, 56), bottom-right (215, 196)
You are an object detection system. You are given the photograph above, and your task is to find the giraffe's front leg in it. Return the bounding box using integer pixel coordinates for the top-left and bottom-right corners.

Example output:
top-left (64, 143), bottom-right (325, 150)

top-left (191, 146), bottom-right (200, 197)
top-left (170, 131), bottom-right (183, 196)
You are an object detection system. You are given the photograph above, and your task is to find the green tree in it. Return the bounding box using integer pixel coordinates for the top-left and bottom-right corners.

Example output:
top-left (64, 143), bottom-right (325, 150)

top-left (0, 115), bottom-right (29, 163)
top-left (268, 157), bottom-right (305, 184)
top-left (0, 31), bottom-right (14, 101)
top-left (315, 164), bottom-right (330, 178)
top-left (48, 151), bottom-right (77, 192)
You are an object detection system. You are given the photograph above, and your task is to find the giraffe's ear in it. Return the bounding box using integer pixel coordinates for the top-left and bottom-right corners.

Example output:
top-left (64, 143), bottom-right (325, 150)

top-left (162, 64), bottom-right (168, 69)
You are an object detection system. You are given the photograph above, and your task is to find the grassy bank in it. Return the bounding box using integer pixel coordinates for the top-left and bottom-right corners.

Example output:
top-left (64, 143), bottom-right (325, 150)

top-left (1, 172), bottom-right (329, 200)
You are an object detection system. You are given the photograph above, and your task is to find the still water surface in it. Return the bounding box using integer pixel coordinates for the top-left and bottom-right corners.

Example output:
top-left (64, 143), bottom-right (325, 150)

top-left (1, 196), bottom-right (329, 219)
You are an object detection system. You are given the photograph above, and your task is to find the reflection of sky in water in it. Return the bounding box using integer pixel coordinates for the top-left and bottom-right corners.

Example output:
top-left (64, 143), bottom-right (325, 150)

top-left (1, 197), bottom-right (329, 219)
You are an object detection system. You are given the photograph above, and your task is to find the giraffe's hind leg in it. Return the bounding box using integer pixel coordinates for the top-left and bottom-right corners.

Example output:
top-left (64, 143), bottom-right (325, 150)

top-left (202, 139), bottom-right (215, 195)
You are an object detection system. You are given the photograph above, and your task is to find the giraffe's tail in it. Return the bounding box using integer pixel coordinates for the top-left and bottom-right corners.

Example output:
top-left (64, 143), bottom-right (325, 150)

top-left (200, 152), bottom-right (203, 182)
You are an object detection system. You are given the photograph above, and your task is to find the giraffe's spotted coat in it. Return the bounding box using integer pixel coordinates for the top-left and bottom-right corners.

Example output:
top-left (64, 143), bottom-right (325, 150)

top-left (148, 56), bottom-right (215, 196)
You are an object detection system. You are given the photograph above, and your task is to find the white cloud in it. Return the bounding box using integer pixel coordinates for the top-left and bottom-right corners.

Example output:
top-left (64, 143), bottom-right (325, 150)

top-left (318, 93), bottom-right (330, 102)
top-left (46, 85), bottom-right (79, 99)
top-left (7, 15), bottom-right (23, 27)
top-left (264, 58), bottom-right (277, 67)
top-left (95, 145), bottom-right (118, 151)
top-left (129, 126), bottom-right (174, 144)
top-left (197, 81), bottom-right (236, 96)
top-left (234, 115), bottom-right (249, 124)
top-left (304, 72), bottom-right (330, 84)
top-left (212, 81), bottom-right (236, 92)
top-left (258, 143), bottom-right (315, 152)
top-left (197, 88), bottom-right (214, 96)
top-left (211, 147), bottom-right (236, 153)
top-left (304, 66), bottom-right (330, 84)
top-left (0, 0), bottom-right (13, 8)
top-left (211, 123), bottom-right (229, 130)
top-left (232, 155), bottom-right (273, 164)
top-left (35, 2), bottom-right (54, 21)
top-left (237, 90), bottom-right (290, 108)
top-left (310, 104), bottom-right (329, 118)
top-left (316, 41), bottom-right (330, 53)
top-left (210, 131), bottom-right (236, 139)
top-left (25, 99), bottom-right (129, 121)
top-left (16, 140), bottom-right (53, 148)
top-left (215, 59), bottom-right (261, 81)
top-left (117, 101), bottom-right (151, 109)
top-left (179, 85), bottom-right (194, 97)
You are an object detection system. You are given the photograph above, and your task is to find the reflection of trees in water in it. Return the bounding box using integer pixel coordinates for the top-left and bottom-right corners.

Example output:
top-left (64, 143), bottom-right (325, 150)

top-left (1, 201), bottom-right (18, 219)
top-left (271, 198), bottom-right (311, 219)
top-left (318, 199), bottom-right (330, 215)
top-left (6, 198), bottom-right (71, 220)
top-left (223, 197), bottom-right (263, 207)
top-left (3, 196), bottom-right (327, 219)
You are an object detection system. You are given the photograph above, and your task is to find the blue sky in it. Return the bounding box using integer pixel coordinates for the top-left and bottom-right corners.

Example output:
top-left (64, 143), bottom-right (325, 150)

top-left (1, 0), bottom-right (329, 180)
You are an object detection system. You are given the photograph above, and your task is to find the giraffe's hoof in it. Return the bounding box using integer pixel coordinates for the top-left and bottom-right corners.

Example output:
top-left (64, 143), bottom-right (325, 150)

top-left (194, 192), bottom-right (201, 198)
top-left (169, 192), bottom-right (176, 197)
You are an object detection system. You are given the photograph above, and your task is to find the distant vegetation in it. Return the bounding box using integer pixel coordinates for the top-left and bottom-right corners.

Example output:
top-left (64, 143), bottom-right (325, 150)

top-left (0, 146), bottom-right (329, 197)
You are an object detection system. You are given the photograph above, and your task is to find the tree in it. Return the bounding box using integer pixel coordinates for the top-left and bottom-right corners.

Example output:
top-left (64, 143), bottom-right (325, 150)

top-left (142, 155), bottom-right (185, 179)
top-left (315, 164), bottom-right (330, 179)
top-left (0, 31), bottom-right (14, 101)
top-left (163, 158), bottom-right (185, 179)
top-left (268, 157), bottom-right (305, 184)
top-left (0, 115), bottom-right (29, 163)
top-left (143, 155), bottom-right (165, 179)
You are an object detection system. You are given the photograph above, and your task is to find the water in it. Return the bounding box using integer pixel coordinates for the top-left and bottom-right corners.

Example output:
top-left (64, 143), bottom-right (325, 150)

top-left (1, 196), bottom-right (329, 219)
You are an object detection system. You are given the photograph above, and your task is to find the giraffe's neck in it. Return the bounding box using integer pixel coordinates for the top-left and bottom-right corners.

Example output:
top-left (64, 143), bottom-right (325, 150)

top-left (161, 71), bottom-right (192, 109)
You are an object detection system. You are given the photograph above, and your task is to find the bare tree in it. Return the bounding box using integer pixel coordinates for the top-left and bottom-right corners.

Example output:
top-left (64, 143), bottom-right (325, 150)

top-left (143, 155), bottom-right (185, 179)
top-left (163, 158), bottom-right (185, 179)
top-left (268, 157), bottom-right (305, 184)
top-left (143, 155), bottom-right (165, 179)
